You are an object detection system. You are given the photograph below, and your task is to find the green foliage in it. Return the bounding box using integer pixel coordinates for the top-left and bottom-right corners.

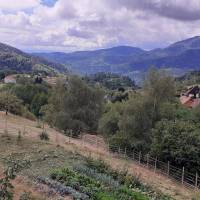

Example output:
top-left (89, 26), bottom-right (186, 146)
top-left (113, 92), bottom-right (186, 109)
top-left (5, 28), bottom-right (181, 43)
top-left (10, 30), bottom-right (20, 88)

top-left (192, 105), bottom-right (200, 123)
top-left (177, 70), bottom-right (200, 86)
top-left (50, 167), bottom-right (151, 200)
top-left (19, 191), bottom-right (32, 200)
top-left (192, 193), bottom-right (200, 200)
top-left (84, 72), bottom-right (135, 90)
top-left (85, 158), bottom-right (110, 174)
top-left (117, 95), bottom-right (154, 151)
top-left (0, 42), bottom-right (66, 73)
top-left (99, 68), bottom-right (200, 174)
top-left (11, 83), bottom-right (49, 117)
top-left (0, 91), bottom-right (22, 115)
top-left (84, 158), bottom-right (171, 200)
top-left (39, 130), bottom-right (49, 141)
top-left (48, 157), bottom-right (171, 200)
top-left (0, 159), bottom-right (31, 200)
top-left (99, 68), bottom-right (176, 152)
top-left (98, 102), bottom-right (123, 137)
top-left (17, 130), bottom-right (22, 142)
top-left (43, 76), bottom-right (104, 136)
top-left (151, 120), bottom-right (200, 172)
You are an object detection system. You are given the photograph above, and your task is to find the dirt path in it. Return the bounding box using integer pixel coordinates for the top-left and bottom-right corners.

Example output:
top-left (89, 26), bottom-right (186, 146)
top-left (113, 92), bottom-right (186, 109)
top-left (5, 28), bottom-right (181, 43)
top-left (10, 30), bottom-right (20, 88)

top-left (0, 112), bottom-right (199, 200)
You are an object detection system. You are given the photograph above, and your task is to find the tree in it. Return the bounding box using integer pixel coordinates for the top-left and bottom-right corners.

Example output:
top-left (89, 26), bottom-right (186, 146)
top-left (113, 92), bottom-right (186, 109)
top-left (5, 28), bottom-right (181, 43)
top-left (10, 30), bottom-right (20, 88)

top-left (117, 95), bottom-right (154, 152)
top-left (43, 76), bottom-right (104, 136)
top-left (151, 120), bottom-right (200, 172)
top-left (10, 83), bottom-right (49, 117)
top-left (99, 68), bottom-right (176, 152)
top-left (98, 102), bottom-right (123, 136)
top-left (30, 92), bottom-right (48, 117)
top-left (0, 91), bottom-right (22, 115)
top-left (144, 68), bottom-right (175, 122)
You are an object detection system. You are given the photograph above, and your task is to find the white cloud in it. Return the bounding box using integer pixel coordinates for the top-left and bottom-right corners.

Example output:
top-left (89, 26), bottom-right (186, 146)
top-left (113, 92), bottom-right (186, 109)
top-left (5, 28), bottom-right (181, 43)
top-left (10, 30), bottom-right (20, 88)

top-left (0, 0), bottom-right (40, 11)
top-left (0, 0), bottom-right (199, 52)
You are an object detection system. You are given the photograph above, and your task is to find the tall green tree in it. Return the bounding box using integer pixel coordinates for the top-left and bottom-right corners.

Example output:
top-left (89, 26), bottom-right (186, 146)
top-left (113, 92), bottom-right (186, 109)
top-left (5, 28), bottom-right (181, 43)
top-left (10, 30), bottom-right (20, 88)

top-left (144, 68), bottom-right (175, 122)
top-left (0, 91), bottom-right (22, 115)
top-left (98, 102), bottom-right (123, 137)
top-left (151, 120), bottom-right (200, 172)
top-left (43, 76), bottom-right (104, 136)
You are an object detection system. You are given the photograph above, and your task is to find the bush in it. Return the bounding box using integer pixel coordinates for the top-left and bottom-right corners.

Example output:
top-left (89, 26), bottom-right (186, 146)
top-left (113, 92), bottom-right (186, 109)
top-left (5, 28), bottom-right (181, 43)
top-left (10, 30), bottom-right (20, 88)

top-left (39, 131), bottom-right (49, 141)
top-left (19, 191), bottom-right (32, 200)
top-left (73, 164), bottom-right (120, 188)
top-left (17, 130), bottom-right (22, 142)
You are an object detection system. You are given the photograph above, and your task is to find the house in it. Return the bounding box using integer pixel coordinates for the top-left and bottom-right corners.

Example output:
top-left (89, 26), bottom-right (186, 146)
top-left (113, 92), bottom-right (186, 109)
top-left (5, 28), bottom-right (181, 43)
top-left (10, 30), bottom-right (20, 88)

top-left (180, 85), bottom-right (200, 108)
top-left (4, 75), bottom-right (16, 84)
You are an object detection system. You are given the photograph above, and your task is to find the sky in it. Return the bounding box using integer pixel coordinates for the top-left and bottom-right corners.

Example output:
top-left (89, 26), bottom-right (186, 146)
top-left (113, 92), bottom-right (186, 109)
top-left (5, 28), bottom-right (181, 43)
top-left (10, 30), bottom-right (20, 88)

top-left (0, 0), bottom-right (200, 52)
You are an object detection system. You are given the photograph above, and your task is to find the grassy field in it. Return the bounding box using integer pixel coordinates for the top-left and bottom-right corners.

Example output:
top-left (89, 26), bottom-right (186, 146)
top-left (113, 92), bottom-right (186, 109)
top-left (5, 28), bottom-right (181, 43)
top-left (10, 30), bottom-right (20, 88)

top-left (0, 134), bottom-right (170, 200)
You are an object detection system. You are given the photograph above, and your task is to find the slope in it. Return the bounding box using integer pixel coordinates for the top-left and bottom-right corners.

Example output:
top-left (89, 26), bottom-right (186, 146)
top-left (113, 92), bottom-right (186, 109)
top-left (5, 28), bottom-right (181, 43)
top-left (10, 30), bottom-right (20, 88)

top-left (0, 42), bottom-right (67, 73)
top-left (0, 112), bottom-right (198, 200)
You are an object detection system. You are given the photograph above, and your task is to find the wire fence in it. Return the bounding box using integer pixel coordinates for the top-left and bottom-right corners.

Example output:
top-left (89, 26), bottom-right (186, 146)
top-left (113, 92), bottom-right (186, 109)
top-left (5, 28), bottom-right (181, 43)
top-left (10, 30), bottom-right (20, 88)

top-left (0, 116), bottom-right (199, 191)
top-left (83, 135), bottom-right (200, 190)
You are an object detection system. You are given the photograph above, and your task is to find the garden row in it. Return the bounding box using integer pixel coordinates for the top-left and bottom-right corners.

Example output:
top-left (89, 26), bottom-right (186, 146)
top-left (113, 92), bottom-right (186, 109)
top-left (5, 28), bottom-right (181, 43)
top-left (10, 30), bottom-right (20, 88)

top-left (38, 158), bottom-right (172, 200)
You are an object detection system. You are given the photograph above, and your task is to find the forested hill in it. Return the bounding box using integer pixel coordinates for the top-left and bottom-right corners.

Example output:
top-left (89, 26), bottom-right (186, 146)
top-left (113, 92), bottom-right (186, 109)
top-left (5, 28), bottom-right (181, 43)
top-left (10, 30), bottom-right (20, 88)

top-left (34, 36), bottom-right (200, 75)
top-left (0, 42), bottom-right (67, 74)
top-left (33, 46), bottom-right (145, 74)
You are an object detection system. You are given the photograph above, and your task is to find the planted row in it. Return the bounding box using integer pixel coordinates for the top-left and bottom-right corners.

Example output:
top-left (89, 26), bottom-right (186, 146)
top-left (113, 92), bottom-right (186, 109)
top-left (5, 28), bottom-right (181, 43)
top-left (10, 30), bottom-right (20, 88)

top-left (38, 177), bottom-right (89, 200)
top-left (50, 168), bottom-right (150, 200)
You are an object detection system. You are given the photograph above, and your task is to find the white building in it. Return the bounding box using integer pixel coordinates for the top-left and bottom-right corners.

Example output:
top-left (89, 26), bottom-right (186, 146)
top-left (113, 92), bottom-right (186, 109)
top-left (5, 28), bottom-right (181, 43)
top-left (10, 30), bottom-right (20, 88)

top-left (4, 75), bottom-right (16, 84)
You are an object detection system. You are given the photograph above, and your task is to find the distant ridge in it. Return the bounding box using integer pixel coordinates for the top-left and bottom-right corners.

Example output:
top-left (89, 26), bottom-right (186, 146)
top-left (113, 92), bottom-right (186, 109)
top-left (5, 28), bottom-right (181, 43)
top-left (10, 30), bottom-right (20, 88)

top-left (32, 36), bottom-right (200, 76)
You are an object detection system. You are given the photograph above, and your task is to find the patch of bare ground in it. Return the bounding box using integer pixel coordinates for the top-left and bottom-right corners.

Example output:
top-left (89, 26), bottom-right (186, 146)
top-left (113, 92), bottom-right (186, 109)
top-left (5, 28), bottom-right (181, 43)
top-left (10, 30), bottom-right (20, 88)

top-left (0, 111), bottom-right (199, 200)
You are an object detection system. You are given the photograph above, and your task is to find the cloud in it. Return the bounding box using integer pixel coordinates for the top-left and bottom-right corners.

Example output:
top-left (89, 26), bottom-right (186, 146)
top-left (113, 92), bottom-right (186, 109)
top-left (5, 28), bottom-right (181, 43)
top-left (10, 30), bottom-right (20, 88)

top-left (112, 0), bottom-right (200, 21)
top-left (0, 0), bottom-right (40, 11)
top-left (0, 0), bottom-right (200, 52)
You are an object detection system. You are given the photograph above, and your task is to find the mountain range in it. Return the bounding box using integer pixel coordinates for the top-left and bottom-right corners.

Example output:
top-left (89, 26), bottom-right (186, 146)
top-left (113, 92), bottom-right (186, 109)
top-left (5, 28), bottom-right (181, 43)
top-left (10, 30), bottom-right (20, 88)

top-left (0, 43), bottom-right (67, 74)
top-left (1, 36), bottom-right (200, 77)
top-left (33, 36), bottom-right (200, 76)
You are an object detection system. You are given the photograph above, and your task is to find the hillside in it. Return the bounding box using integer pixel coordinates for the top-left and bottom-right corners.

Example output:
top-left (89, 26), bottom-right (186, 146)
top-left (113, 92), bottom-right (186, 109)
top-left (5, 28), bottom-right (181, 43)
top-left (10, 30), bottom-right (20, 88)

top-left (34, 36), bottom-right (200, 76)
top-left (0, 112), bottom-right (198, 200)
top-left (0, 42), bottom-right (67, 74)
top-left (33, 46), bottom-right (145, 74)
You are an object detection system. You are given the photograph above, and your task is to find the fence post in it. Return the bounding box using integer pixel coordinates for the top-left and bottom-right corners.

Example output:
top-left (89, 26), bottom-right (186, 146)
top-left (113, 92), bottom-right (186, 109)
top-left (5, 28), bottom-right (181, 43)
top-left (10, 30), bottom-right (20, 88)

top-left (96, 138), bottom-right (98, 148)
top-left (154, 157), bottom-right (157, 173)
top-left (139, 151), bottom-right (141, 165)
top-left (132, 150), bottom-right (135, 160)
top-left (167, 161), bottom-right (170, 177)
top-left (118, 146), bottom-right (121, 155)
top-left (195, 172), bottom-right (198, 189)
top-left (124, 147), bottom-right (127, 158)
top-left (182, 167), bottom-right (185, 184)
top-left (147, 154), bottom-right (149, 168)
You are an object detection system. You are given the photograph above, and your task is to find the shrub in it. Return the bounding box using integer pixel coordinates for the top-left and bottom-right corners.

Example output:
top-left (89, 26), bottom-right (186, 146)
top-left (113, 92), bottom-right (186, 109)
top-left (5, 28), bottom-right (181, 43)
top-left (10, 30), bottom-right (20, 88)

top-left (73, 164), bottom-right (119, 188)
top-left (85, 158), bottom-right (109, 173)
top-left (17, 130), bottom-right (22, 142)
top-left (39, 131), bottom-right (49, 141)
top-left (19, 191), bottom-right (32, 200)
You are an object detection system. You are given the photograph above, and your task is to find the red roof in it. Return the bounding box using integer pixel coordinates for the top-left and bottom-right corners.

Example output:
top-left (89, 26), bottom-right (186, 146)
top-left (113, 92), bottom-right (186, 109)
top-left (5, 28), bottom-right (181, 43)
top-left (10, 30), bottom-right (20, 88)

top-left (180, 96), bottom-right (200, 108)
